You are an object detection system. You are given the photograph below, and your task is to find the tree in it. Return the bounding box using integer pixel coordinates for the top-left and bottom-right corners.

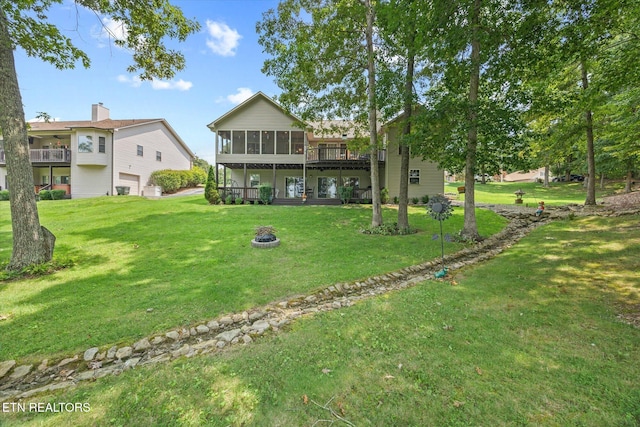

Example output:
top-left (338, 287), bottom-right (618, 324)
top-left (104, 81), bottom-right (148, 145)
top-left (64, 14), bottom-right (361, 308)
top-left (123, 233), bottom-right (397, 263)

top-left (257, 0), bottom-right (384, 226)
top-left (0, 0), bottom-right (199, 270)
top-left (204, 166), bottom-right (221, 204)
top-left (410, 0), bottom-right (536, 240)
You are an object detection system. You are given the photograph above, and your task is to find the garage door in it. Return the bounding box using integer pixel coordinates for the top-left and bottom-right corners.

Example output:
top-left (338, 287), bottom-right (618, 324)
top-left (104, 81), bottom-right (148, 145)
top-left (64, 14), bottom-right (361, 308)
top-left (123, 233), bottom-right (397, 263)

top-left (118, 173), bottom-right (140, 196)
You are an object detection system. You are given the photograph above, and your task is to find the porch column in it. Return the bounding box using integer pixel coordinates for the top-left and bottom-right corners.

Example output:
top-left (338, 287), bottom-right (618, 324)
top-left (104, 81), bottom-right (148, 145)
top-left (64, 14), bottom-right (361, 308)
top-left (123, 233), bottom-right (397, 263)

top-left (215, 163), bottom-right (219, 185)
top-left (272, 163), bottom-right (277, 198)
top-left (49, 166), bottom-right (53, 189)
top-left (243, 163), bottom-right (248, 199)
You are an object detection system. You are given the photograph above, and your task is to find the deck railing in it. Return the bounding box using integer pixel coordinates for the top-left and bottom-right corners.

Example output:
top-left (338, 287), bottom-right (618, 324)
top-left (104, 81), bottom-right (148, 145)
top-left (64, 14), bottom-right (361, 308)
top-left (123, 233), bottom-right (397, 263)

top-left (0, 148), bottom-right (71, 164)
top-left (306, 147), bottom-right (386, 163)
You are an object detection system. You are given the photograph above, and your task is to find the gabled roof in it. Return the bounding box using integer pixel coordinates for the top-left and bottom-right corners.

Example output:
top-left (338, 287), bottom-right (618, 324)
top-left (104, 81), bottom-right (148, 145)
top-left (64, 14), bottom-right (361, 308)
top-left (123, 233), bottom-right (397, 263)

top-left (28, 119), bottom-right (195, 159)
top-left (207, 91), bottom-right (306, 130)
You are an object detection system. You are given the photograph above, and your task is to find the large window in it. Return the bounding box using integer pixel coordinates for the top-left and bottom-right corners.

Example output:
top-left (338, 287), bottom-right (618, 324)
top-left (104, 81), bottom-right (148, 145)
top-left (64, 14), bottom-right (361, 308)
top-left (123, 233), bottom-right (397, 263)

top-left (232, 130), bottom-right (245, 154)
top-left (285, 177), bottom-right (304, 198)
top-left (262, 131), bottom-right (275, 154)
top-left (218, 131), bottom-right (231, 154)
top-left (78, 135), bottom-right (93, 153)
top-left (292, 131), bottom-right (304, 154)
top-left (250, 174), bottom-right (260, 187)
top-left (247, 131), bottom-right (260, 154)
top-left (276, 131), bottom-right (289, 154)
top-left (409, 169), bottom-right (420, 184)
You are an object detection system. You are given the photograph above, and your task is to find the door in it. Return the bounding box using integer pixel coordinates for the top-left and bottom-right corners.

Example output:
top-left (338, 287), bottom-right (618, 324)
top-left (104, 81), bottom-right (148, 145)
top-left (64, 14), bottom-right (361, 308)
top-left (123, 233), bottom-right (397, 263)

top-left (317, 177), bottom-right (337, 199)
top-left (118, 173), bottom-right (140, 195)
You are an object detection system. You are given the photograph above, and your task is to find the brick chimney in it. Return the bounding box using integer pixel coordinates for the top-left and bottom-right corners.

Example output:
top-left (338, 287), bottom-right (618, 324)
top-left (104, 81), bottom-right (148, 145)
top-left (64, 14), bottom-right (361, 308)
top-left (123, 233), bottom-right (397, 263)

top-left (91, 103), bottom-right (110, 121)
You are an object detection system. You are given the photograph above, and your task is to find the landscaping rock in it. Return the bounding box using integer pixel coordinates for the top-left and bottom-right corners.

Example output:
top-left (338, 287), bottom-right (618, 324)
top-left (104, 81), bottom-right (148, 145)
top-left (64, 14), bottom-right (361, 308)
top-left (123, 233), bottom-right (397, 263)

top-left (133, 338), bottom-right (151, 351)
top-left (195, 325), bottom-right (210, 334)
top-left (9, 364), bottom-right (32, 380)
top-left (115, 347), bottom-right (132, 360)
top-left (0, 360), bottom-right (16, 379)
top-left (83, 347), bottom-right (99, 361)
top-left (216, 329), bottom-right (241, 342)
top-left (166, 330), bottom-right (180, 340)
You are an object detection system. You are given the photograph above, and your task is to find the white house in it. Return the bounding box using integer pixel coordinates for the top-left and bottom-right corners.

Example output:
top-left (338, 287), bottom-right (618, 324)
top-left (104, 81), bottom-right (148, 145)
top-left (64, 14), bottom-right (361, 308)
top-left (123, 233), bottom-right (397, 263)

top-left (208, 92), bottom-right (443, 204)
top-left (0, 103), bottom-right (195, 197)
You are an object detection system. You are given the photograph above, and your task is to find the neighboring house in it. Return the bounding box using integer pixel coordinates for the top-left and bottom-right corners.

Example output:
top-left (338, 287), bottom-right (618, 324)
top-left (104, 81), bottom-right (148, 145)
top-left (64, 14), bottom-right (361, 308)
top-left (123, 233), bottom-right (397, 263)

top-left (0, 103), bottom-right (195, 198)
top-left (207, 92), bottom-right (443, 204)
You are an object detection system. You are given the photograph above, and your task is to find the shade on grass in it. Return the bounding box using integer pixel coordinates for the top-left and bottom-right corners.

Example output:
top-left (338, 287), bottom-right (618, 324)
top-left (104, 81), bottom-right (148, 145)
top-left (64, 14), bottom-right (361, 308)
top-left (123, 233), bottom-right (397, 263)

top-left (0, 195), bottom-right (506, 362)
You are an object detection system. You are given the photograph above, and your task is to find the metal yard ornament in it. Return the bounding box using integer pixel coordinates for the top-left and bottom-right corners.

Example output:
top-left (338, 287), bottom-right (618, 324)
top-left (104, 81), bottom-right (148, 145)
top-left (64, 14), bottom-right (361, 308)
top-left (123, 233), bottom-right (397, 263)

top-left (426, 194), bottom-right (454, 278)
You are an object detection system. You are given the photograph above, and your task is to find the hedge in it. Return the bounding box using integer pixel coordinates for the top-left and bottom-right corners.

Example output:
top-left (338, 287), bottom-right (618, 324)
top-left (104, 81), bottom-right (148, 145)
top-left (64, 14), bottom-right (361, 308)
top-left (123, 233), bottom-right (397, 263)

top-left (149, 167), bottom-right (206, 194)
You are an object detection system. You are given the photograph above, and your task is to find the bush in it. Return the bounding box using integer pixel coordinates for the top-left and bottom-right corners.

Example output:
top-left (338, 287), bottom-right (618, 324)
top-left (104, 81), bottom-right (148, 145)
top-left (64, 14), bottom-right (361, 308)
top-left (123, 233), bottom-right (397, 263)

top-left (150, 168), bottom-right (206, 193)
top-left (338, 186), bottom-right (353, 204)
top-left (259, 184), bottom-right (272, 204)
top-left (412, 197), bottom-right (420, 204)
top-left (235, 197), bottom-right (244, 205)
top-left (204, 166), bottom-right (221, 204)
top-left (421, 194), bottom-right (429, 204)
top-left (39, 190), bottom-right (52, 200)
top-left (381, 187), bottom-right (390, 204)
top-left (225, 195), bottom-right (233, 205)
top-left (393, 196), bottom-right (399, 204)
top-left (0, 190), bottom-right (9, 201)
top-left (186, 167), bottom-right (207, 187)
top-left (51, 189), bottom-right (66, 200)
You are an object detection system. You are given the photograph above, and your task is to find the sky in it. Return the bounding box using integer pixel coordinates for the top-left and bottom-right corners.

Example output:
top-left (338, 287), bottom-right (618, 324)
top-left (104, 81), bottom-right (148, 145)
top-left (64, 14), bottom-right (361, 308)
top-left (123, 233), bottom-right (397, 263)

top-left (14, 0), bottom-right (284, 165)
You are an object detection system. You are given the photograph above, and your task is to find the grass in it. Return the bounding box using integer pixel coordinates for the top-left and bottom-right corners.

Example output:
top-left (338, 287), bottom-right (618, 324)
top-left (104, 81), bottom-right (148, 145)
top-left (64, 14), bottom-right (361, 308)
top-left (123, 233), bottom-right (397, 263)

top-left (446, 180), bottom-right (623, 206)
top-left (0, 196), bottom-right (506, 362)
top-left (1, 214), bottom-right (639, 426)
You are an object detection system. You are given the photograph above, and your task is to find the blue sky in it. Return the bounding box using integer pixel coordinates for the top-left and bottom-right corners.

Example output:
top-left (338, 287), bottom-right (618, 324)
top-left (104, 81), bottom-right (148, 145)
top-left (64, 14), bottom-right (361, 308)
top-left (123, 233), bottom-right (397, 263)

top-left (14, 0), bottom-right (283, 165)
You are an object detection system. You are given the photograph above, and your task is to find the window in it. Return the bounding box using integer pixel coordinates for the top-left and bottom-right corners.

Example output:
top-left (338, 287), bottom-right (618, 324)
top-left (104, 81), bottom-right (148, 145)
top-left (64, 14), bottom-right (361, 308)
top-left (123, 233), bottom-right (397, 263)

top-left (409, 169), bottom-right (420, 184)
top-left (218, 130), bottom-right (231, 154)
top-left (54, 176), bottom-right (70, 184)
top-left (342, 177), bottom-right (360, 188)
top-left (292, 131), bottom-right (305, 154)
top-left (98, 136), bottom-right (106, 153)
top-left (250, 174), bottom-right (260, 187)
top-left (78, 135), bottom-right (93, 153)
top-left (276, 131), bottom-right (290, 155)
top-left (285, 177), bottom-right (304, 198)
top-left (156, 151), bottom-right (162, 161)
top-left (262, 131), bottom-right (275, 154)
top-left (247, 131), bottom-right (260, 154)
top-left (137, 145), bottom-right (143, 156)
top-left (232, 130), bottom-right (245, 154)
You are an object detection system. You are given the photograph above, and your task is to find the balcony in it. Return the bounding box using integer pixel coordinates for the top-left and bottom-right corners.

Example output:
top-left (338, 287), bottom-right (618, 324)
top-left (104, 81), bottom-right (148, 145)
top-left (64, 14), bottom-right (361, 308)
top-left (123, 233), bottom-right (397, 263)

top-left (306, 147), bottom-right (386, 163)
top-left (0, 148), bottom-right (71, 165)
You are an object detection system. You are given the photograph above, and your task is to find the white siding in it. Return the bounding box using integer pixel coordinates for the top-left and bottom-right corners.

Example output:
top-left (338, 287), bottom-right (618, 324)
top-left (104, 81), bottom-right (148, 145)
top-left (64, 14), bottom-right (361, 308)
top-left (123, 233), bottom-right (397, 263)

top-left (216, 97), bottom-right (301, 130)
top-left (71, 165), bottom-right (111, 198)
top-left (112, 122), bottom-right (192, 195)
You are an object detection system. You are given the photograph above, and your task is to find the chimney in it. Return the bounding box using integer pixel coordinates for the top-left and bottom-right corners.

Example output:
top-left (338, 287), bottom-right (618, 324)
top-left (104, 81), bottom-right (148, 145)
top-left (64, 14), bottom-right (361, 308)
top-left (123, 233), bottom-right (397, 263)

top-left (91, 103), bottom-right (110, 121)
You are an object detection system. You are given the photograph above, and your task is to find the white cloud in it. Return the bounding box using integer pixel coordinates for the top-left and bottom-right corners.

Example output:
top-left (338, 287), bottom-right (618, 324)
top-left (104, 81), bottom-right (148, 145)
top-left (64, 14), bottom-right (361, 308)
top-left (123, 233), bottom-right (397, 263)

top-left (205, 20), bottom-right (241, 56)
top-left (117, 74), bottom-right (192, 91)
top-left (92, 17), bottom-right (129, 47)
top-left (151, 79), bottom-right (193, 91)
top-left (117, 74), bottom-right (142, 87)
top-left (226, 88), bottom-right (254, 104)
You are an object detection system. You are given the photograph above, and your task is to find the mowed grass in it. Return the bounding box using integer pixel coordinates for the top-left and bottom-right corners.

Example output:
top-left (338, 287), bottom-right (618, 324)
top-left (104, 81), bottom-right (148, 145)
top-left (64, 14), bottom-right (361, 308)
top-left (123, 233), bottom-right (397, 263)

top-left (447, 180), bottom-right (623, 206)
top-left (2, 215), bottom-right (639, 426)
top-left (0, 196), bottom-right (505, 362)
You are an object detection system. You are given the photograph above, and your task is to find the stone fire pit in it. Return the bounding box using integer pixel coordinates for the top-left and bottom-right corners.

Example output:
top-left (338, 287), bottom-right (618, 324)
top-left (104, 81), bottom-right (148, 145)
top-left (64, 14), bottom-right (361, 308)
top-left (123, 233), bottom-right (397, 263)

top-left (252, 226), bottom-right (280, 248)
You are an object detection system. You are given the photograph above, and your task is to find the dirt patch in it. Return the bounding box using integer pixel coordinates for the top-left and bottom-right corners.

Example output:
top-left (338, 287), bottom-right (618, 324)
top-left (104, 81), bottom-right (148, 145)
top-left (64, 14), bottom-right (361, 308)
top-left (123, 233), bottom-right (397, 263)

top-left (602, 191), bottom-right (640, 208)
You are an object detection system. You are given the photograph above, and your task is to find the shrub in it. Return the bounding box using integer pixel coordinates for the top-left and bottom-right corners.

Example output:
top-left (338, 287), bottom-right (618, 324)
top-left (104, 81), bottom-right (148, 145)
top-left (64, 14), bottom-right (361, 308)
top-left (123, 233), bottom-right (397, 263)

top-left (412, 197), bottom-right (420, 204)
top-left (225, 195), bottom-right (233, 205)
top-left (338, 186), bottom-right (353, 204)
top-left (186, 167), bottom-right (207, 187)
top-left (204, 166), bottom-right (221, 204)
top-left (360, 223), bottom-right (417, 235)
top-left (421, 194), bottom-right (429, 204)
top-left (149, 170), bottom-right (182, 193)
top-left (259, 184), bottom-right (272, 204)
top-left (51, 189), bottom-right (66, 200)
top-left (235, 197), bottom-right (244, 205)
top-left (0, 190), bottom-right (9, 201)
top-left (39, 190), bottom-right (52, 200)
top-left (381, 187), bottom-right (390, 204)
top-left (393, 196), bottom-right (399, 204)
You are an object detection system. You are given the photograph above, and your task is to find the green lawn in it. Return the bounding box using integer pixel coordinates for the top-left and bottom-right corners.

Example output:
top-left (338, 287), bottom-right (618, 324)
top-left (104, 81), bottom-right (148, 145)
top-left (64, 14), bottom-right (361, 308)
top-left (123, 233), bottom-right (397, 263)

top-left (2, 214), bottom-right (638, 426)
top-left (446, 180), bottom-right (622, 206)
top-left (0, 196), bottom-right (505, 362)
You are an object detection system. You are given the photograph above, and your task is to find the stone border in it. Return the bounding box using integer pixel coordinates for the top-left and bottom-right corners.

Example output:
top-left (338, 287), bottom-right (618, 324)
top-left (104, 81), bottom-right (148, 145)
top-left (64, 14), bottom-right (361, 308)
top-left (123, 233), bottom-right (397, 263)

top-left (1, 205), bottom-right (638, 402)
top-left (251, 238), bottom-right (280, 248)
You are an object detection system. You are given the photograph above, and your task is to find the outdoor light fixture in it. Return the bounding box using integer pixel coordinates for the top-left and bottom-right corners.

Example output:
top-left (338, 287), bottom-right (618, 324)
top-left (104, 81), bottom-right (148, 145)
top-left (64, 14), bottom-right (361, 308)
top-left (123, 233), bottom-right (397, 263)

top-left (514, 189), bottom-right (525, 204)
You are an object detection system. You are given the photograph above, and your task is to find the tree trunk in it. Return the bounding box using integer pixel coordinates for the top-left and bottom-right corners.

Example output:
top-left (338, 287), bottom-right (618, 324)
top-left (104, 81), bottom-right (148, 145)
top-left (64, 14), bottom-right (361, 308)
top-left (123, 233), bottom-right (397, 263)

top-left (580, 59), bottom-right (596, 205)
top-left (0, 8), bottom-right (55, 270)
top-left (365, 0), bottom-right (382, 227)
top-left (544, 164), bottom-right (550, 187)
top-left (625, 170), bottom-right (633, 193)
top-left (461, 0), bottom-right (481, 241)
top-left (397, 33), bottom-right (416, 231)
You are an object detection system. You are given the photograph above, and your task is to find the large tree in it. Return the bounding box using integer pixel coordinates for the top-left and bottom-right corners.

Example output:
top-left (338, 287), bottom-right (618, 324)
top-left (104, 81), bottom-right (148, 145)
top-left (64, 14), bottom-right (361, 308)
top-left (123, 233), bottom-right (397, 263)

top-left (257, 0), bottom-right (384, 226)
top-left (0, 0), bottom-right (199, 270)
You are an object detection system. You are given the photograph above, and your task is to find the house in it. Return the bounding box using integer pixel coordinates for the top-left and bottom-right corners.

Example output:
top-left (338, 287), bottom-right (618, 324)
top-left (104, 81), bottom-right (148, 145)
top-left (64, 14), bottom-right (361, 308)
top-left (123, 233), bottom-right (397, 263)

top-left (207, 92), bottom-right (443, 204)
top-left (0, 103), bottom-right (195, 198)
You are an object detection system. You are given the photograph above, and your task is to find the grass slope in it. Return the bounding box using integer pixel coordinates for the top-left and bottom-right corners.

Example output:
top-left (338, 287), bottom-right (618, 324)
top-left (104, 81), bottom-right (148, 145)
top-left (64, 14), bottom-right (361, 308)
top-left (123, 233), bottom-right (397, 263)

top-left (0, 196), bottom-right (505, 362)
top-left (1, 215), bottom-right (638, 426)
